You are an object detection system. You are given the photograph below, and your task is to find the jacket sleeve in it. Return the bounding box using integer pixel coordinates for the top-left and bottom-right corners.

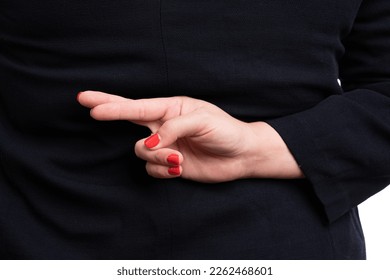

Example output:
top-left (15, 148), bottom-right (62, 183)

top-left (266, 0), bottom-right (390, 223)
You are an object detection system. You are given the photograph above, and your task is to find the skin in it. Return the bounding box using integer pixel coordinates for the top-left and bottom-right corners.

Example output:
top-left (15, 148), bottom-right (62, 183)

top-left (78, 90), bottom-right (304, 183)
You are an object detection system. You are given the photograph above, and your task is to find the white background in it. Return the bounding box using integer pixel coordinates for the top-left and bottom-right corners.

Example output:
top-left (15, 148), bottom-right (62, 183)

top-left (359, 184), bottom-right (390, 260)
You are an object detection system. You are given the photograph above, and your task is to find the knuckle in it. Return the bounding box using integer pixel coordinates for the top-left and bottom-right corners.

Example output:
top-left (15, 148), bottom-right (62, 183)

top-left (137, 100), bottom-right (147, 120)
top-left (196, 107), bottom-right (212, 119)
top-left (177, 96), bottom-right (192, 104)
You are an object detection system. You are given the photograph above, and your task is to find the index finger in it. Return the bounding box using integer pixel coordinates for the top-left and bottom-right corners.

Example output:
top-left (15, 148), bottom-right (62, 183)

top-left (82, 91), bottom-right (184, 122)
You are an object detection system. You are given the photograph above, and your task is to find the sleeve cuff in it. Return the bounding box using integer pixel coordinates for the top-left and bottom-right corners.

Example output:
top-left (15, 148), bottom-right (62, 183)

top-left (265, 106), bottom-right (352, 223)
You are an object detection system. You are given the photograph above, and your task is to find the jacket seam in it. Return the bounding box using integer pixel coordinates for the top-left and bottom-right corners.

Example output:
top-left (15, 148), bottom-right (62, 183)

top-left (159, 0), bottom-right (170, 93)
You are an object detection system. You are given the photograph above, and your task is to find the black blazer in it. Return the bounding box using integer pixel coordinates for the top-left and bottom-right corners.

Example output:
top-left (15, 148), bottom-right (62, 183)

top-left (0, 0), bottom-right (389, 259)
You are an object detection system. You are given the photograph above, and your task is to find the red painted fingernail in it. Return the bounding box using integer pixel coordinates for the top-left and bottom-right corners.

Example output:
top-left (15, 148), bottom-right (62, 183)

top-left (168, 166), bottom-right (181, 176)
top-left (144, 134), bottom-right (160, 149)
top-left (167, 154), bottom-right (180, 165)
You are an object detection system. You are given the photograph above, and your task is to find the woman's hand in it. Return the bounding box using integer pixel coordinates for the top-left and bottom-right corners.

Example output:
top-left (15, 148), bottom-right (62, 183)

top-left (78, 91), bottom-right (304, 183)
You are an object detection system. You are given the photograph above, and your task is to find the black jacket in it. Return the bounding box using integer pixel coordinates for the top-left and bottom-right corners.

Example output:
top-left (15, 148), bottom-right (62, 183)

top-left (0, 0), bottom-right (389, 259)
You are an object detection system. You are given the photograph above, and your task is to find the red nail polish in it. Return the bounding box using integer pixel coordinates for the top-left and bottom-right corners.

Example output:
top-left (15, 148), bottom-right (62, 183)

top-left (167, 154), bottom-right (180, 165)
top-left (168, 166), bottom-right (181, 176)
top-left (144, 134), bottom-right (160, 149)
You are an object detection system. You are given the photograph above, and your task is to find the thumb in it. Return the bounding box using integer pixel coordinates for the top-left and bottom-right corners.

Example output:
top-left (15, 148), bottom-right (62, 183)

top-left (143, 109), bottom-right (209, 149)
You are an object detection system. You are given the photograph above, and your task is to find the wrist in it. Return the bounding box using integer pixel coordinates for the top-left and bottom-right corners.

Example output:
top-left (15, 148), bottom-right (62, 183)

top-left (242, 122), bottom-right (305, 179)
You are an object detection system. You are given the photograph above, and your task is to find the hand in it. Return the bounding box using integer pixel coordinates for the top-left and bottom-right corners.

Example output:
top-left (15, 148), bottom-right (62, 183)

top-left (78, 91), bottom-right (304, 183)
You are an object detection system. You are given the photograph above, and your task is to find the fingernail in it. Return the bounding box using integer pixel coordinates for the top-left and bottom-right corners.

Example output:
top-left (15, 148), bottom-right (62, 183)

top-left (168, 166), bottom-right (181, 176)
top-left (167, 154), bottom-right (180, 165)
top-left (76, 92), bottom-right (83, 101)
top-left (144, 134), bottom-right (160, 149)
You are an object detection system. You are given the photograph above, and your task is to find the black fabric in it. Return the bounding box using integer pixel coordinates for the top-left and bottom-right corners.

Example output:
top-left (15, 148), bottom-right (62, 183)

top-left (267, 0), bottom-right (390, 222)
top-left (0, 0), bottom-right (387, 259)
